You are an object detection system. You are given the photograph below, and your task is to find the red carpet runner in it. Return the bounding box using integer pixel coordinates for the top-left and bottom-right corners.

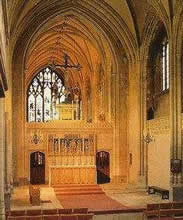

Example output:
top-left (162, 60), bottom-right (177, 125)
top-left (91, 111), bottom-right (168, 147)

top-left (151, 218), bottom-right (183, 220)
top-left (53, 184), bottom-right (132, 212)
top-left (57, 194), bottom-right (129, 212)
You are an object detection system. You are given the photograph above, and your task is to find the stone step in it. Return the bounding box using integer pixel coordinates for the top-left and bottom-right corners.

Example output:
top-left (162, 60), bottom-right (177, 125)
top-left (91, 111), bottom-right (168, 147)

top-left (55, 190), bottom-right (105, 196)
top-left (52, 184), bottom-right (98, 188)
top-left (54, 188), bottom-right (103, 192)
top-left (54, 185), bottom-right (102, 190)
top-left (53, 184), bottom-right (105, 196)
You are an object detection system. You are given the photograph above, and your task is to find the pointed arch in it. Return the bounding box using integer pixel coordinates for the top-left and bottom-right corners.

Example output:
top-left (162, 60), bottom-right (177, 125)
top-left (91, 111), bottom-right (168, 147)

top-left (27, 66), bottom-right (65, 122)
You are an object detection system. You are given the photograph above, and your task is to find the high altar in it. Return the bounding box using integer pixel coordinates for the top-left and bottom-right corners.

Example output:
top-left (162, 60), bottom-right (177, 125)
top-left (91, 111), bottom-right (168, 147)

top-left (48, 133), bottom-right (96, 185)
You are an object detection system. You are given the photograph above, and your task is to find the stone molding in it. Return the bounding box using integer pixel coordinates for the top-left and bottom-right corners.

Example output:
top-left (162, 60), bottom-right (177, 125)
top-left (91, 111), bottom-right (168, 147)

top-left (25, 121), bottom-right (113, 130)
top-left (147, 116), bottom-right (170, 135)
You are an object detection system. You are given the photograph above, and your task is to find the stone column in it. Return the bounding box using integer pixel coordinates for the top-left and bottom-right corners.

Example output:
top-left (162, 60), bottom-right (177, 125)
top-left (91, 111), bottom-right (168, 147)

top-left (139, 57), bottom-right (149, 188)
top-left (111, 71), bottom-right (121, 183)
top-left (128, 61), bottom-right (141, 187)
top-left (110, 72), bottom-right (116, 182)
top-left (170, 48), bottom-right (182, 186)
top-left (118, 62), bottom-right (128, 184)
top-left (169, 25), bottom-right (183, 200)
top-left (113, 70), bottom-right (120, 183)
top-left (0, 98), bottom-right (5, 220)
top-left (4, 112), bottom-right (11, 211)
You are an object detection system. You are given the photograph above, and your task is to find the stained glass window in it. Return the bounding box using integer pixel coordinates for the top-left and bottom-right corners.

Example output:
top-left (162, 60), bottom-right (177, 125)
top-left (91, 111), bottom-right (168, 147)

top-left (27, 67), bottom-right (65, 122)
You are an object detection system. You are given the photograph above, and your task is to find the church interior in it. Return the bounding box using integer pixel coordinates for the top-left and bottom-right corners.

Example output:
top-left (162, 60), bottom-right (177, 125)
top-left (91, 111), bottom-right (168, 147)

top-left (1, 0), bottom-right (183, 219)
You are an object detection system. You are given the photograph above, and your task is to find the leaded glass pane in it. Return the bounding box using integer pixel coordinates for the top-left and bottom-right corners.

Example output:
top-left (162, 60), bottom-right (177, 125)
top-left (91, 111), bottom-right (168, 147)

top-left (44, 86), bottom-right (51, 121)
top-left (161, 40), bottom-right (169, 92)
top-left (166, 43), bottom-right (169, 89)
top-left (27, 66), bottom-right (65, 122)
top-left (36, 94), bottom-right (43, 122)
top-left (162, 44), bottom-right (166, 91)
top-left (52, 106), bottom-right (59, 120)
top-left (60, 94), bottom-right (65, 102)
top-left (28, 94), bottom-right (35, 122)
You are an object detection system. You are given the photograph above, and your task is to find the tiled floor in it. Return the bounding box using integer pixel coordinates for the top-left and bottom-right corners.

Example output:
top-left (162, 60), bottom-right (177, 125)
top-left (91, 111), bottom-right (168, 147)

top-left (102, 183), bottom-right (166, 208)
top-left (10, 183), bottom-right (166, 211)
top-left (105, 190), bottom-right (164, 208)
top-left (11, 185), bottom-right (63, 210)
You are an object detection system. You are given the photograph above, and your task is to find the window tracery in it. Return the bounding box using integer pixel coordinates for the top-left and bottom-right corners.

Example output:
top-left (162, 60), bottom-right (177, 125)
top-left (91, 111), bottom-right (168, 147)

top-left (27, 67), bottom-right (65, 122)
top-left (147, 28), bottom-right (169, 120)
top-left (152, 36), bottom-right (169, 94)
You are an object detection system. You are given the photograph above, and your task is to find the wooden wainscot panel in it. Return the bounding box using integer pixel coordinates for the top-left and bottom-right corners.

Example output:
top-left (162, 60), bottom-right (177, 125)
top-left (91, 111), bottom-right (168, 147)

top-left (50, 166), bottom-right (96, 185)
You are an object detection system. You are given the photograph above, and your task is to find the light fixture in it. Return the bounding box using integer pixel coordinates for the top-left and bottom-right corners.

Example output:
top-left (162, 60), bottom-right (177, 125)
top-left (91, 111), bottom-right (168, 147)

top-left (49, 16), bottom-right (82, 71)
top-left (53, 53), bottom-right (81, 71)
top-left (49, 29), bottom-right (81, 100)
top-left (143, 132), bottom-right (154, 144)
top-left (30, 129), bottom-right (43, 145)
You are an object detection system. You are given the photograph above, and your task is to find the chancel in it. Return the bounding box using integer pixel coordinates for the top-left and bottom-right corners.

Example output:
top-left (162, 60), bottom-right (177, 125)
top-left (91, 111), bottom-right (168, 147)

top-left (1, 0), bottom-right (183, 220)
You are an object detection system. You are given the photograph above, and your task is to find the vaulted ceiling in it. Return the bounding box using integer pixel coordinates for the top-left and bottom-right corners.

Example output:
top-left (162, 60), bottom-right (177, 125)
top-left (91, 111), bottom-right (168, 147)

top-left (3, 0), bottom-right (176, 88)
top-left (24, 15), bottom-right (101, 87)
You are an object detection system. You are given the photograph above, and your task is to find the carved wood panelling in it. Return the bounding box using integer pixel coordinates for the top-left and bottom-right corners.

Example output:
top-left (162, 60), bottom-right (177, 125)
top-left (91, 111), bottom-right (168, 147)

top-left (49, 155), bottom-right (95, 166)
top-left (48, 134), bottom-right (95, 156)
top-left (50, 166), bottom-right (96, 185)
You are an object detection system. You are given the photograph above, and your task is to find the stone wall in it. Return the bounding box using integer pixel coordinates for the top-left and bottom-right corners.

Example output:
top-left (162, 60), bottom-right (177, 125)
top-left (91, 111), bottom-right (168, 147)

top-left (23, 121), bottom-right (126, 184)
top-left (147, 116), bottom-right (170, 189)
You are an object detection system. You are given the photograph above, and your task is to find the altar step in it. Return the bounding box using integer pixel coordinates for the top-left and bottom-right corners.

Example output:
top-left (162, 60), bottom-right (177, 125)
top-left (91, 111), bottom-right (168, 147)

top-left (53, 184), bottom-right (105, 196)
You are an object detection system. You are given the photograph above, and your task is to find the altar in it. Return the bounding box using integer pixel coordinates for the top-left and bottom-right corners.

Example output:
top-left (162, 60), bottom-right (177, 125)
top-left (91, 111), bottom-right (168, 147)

top-left (50, 165), bottom-right (96, 185)
top-left (48, 134), bottom-right (96, 185)
top-left (56, 102), bottom-right (81, 120)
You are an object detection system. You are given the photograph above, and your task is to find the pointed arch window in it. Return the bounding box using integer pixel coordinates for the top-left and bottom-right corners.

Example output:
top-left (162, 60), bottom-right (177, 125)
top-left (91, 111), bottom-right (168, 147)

top-left (27, 67), bottom-right (66, 122)
top-left (162, 39), bottom-right (169, 91)
top-left (146, 29), bottom-right (169, 119)
top-left (152, 35), bottom-right (169, 95)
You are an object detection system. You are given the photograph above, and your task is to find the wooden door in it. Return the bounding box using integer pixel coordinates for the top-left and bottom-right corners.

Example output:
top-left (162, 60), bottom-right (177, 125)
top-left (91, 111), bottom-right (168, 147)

top-left (96, 151), bottom-right (110, 184)
top-left (30, 152), bottom-right (45, 184)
